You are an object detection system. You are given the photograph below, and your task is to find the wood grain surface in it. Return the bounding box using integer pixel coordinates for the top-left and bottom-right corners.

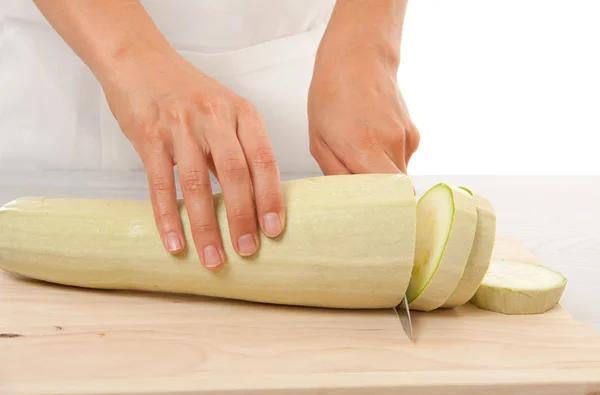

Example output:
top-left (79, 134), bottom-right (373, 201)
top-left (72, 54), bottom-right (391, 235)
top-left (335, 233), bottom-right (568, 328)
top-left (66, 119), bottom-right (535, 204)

top-left (1, 171), bottom-right (599, 395)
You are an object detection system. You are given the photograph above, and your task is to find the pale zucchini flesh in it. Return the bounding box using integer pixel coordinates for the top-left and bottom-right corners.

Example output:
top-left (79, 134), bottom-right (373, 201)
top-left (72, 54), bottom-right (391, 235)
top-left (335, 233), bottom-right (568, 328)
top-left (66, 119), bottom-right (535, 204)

top-left (406, 183), bottom-right (478, 311)
top-left (442, 187), bottom-right (496, 308)
top-left (470, 259), bottom-right (568, 315)
top-left (0, 174), bottom-right (417, 310)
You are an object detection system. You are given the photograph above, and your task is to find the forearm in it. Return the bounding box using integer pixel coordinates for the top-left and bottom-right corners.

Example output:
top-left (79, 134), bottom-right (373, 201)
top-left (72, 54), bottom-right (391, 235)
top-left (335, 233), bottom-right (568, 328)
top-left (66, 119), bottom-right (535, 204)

top-left (317, 0), bottom-right (408, 70)
top-left (33, 0), bottom-right (176, 84)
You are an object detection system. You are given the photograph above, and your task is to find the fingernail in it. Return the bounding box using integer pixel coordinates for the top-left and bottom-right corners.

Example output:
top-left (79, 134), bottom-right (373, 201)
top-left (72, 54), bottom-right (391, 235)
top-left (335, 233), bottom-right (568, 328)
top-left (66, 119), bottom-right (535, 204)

top-left (237, 234), bottom-right (257, 256)
top-left (263, 212), bottom-right (282, 237)
top-left (203, 245), bottom-right (222, 268)
top-left (166, 231), bottom-right (183, 252)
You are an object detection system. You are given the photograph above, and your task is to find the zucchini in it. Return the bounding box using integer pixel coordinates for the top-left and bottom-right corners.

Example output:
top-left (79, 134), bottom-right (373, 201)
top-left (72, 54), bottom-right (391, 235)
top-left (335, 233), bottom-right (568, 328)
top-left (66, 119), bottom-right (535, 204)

top-left (406, 184), bottom-right (478, 311)
top-left (0, 174), bottom-right (416, 309)
top-left (442, 187), bottom-right (496, 308)
top-left (470, 259), bottom-right (568, 315)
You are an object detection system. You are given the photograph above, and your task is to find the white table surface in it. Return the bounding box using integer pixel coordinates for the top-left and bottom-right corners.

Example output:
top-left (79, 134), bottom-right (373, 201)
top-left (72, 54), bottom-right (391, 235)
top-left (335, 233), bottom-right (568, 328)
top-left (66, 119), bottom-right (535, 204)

top-left (1, 170), bottom-right (598, 334)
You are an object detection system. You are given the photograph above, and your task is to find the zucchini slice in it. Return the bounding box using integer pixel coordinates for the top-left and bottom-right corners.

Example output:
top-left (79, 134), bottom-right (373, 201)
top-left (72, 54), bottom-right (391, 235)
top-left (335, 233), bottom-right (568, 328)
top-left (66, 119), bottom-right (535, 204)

top-left (470, 259), bottom-right (568, 315)
top-left (442, 187), bottom-right (496, 308)
top-left (407, 183), bottom-right (478, 311)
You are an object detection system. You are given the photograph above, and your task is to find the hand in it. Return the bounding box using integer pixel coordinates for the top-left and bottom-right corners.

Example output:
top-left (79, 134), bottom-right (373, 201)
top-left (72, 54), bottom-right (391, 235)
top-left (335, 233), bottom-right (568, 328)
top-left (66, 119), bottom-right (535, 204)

top-left (308, 55), bottom-right (420, 175)
top-left (307, 0), bottom-right (419, 176)
top-left (101, 49), bottom-right (286, 268)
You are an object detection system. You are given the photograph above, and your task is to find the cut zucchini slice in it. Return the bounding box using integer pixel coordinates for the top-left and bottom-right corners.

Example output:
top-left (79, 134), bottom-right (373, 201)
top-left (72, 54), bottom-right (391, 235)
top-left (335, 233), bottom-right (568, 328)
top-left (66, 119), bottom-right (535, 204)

top-left (407, 183), bottom-right (478, 311)
top-left (442, 187), bottom-right (496, 308)
top-left (470, 259), bottom-right (568, 315)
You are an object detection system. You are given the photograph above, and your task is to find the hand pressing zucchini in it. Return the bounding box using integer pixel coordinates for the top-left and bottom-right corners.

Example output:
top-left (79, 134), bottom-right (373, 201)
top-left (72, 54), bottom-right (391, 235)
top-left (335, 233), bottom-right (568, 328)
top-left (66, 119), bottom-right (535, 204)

top-left (406, 184), bottom-right (478, 311)
top-left (470, 259), bottom-right (568, 315)
top-left (0, 174), bottom-right (417, 309)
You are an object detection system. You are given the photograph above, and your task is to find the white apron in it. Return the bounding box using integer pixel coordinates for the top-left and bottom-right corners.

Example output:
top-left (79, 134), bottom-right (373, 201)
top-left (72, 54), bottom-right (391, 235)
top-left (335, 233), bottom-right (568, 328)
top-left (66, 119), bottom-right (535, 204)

top-left (0, 0), bottom-right (334, 173)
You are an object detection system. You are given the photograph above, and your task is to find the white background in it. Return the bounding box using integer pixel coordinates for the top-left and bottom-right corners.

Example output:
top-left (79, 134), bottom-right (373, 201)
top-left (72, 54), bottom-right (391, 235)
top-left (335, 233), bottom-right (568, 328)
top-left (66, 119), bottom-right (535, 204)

top-left (0, 1), bottom-right (598, 175)
top-left (399, 0), bottom-right (600, 175)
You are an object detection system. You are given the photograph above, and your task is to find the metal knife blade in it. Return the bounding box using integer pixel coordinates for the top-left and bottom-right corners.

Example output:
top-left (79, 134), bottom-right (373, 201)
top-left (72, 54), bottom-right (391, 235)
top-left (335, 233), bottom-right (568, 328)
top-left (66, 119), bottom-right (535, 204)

top-left (394, 295), bottom-right (413, 341)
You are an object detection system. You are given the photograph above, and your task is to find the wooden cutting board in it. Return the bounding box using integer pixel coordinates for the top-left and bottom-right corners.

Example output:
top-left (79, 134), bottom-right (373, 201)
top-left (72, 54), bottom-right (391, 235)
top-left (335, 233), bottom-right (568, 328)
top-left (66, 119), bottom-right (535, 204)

top-left (1, 235), bottom-right (599, 395)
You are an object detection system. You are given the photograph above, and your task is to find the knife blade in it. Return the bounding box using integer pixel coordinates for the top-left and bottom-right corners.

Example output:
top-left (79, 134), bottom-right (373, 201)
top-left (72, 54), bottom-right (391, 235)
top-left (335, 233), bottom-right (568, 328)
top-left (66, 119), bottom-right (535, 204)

top-left (394, 295), bottom-right (413, 340)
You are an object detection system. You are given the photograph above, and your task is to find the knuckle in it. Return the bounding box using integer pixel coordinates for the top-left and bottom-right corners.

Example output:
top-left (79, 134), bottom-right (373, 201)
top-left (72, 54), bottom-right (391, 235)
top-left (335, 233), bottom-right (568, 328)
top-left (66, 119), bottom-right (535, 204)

top-left (237, 99), bottom-right (265, 135)
top-left (250, 147), bottom-right (278, 171)
top-left (165, 99), bottom-right (193, 125)
top-left (220, 156), bottom-right (249, 183)
top-left (407, 125), bottom-right (421, 151)
top-left (390, 129), bottom-right (406, 147)
top-left (231, 206), bottom-right (255, 222)
top-left (180, 171), bottom-right (211, 194)
top-left (255, 187), bottom-right (281, 205)
top-left (150, 175), bottom-right (172, 194)
top-left (383, 118), bottom-right (406, 142)
top-left (144, 128), bottom-right (167, 145)
top-left (157, 210), bottom-right (176, 224)
top-left (131, 103), bottom-right (166, 145)
top-left (195, 96), bottom-right (226, 117)
top-left (191, 220), bottom-right (216, 235)
top-left (236, 99), bottom-right (258, 118)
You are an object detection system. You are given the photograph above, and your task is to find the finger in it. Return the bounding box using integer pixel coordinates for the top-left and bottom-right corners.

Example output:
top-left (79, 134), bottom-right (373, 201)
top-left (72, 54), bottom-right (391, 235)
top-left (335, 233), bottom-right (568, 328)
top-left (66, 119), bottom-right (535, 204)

top-left (389, 142), bottom-right (408, 174)
top-left (346, 138), bottom-right (404, 174)
top-left (383, 128), bottom-right (409, 174)
top-left (144, 141), bottom-right (186, 255)
top-left (404, 125), bottom-right (420, 170)
top-left (310, 138), bottom-right (351, 175)
top-left (237, 102), bottom-right (286, 238)
top-left (206, 126), bottom-right (259, 257)
top-left (172, 126), bottom-right (225, 269)
top-left (404, 145), bottom-right (414, 169)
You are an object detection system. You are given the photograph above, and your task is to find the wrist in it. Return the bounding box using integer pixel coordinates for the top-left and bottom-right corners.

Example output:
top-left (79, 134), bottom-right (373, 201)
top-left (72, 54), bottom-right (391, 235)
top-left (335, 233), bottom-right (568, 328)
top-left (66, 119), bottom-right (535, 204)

top-left (315, 0), bottom-right (405, 72)
top-left (33, 0), bottom-right (180, 88)
top-left (315, 34), bottom-right (400, 76)
top-left (94, 37), bottom-right (178, 88)
top-left (312, 37), bottom-right (400, 96)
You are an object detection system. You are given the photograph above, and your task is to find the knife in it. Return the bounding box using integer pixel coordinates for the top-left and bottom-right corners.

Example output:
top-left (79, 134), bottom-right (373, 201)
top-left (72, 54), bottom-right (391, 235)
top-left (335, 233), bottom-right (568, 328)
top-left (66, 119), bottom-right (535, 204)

top-left (394, 295), bottom-right (413, 341)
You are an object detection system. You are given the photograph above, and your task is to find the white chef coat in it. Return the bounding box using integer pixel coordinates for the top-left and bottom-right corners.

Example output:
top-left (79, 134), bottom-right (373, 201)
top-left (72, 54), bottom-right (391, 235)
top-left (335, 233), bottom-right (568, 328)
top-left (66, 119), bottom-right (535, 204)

top-left (0, 0), bottom-right (334, 173)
